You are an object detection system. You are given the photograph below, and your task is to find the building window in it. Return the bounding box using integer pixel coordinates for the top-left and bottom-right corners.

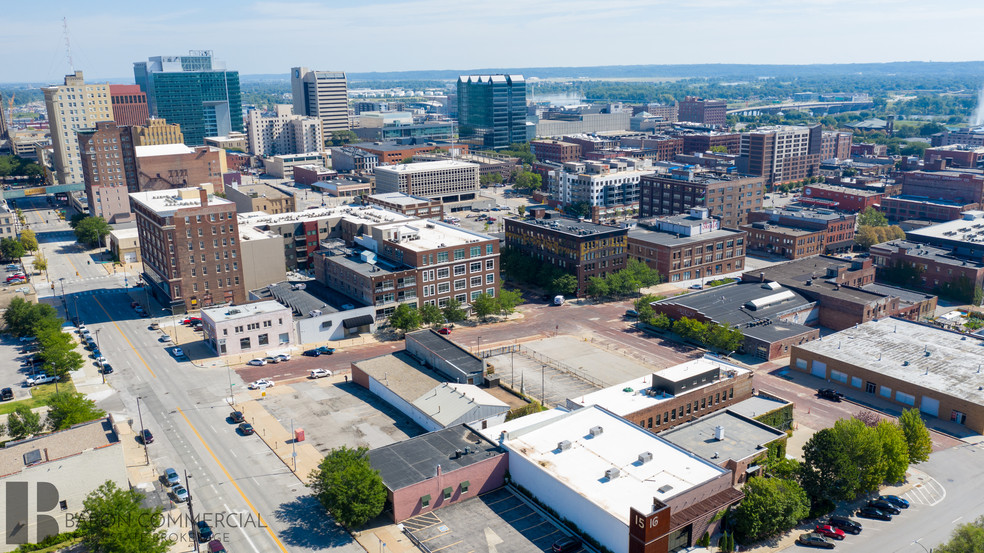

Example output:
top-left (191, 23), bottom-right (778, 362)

top-left (486, 259), bottom-right (495, 270)
top-left (454, 265), bottom-right (466, 276)
top-left (421, 495), bottom-right (430, 507)
top-left (470, 246), bottom-right (480, 257)
top-left (258, 334), bottom-right (269, 346)
top-left (454, 279), bottom-right (466, 290)
top-left (470, 262), bottom-right (482, 273)
top-left (240, 337), bottom-right (251, 349)
top-left (471, 291), bottom-right (481, 301)
top-left (437, 252), bottom-right (449, 263)
top-left (455, 294), bottom-right (467, 303)
top-left (279, 333), bottom-right (290, 344)
top-left (470, 276), bottom-right (482, 287)
top-left (438, 282), bottom-right (450, 293)
top-left (460, 481), bottom-right (470, 494)
top-left (486, 274), bottom-right (495, 284)
top-left (454, 249), bottom-right (465, 260)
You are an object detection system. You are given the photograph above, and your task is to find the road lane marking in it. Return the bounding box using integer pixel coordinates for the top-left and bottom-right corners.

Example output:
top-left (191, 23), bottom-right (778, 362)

top-left (224, 503), bottom-right (261, 553)
top-left (177, 407), bottom-right (288, 553)
top-left (91, 296), bottom-right (156, 378)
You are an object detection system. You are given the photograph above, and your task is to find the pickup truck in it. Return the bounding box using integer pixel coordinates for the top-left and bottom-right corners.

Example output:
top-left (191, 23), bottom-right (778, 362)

top-left (26, 374), bottom-right (58, 387)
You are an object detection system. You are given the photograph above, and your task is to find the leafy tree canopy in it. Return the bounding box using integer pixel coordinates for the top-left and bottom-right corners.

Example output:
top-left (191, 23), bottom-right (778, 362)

top-left (74, 216), bottom-right (112, 246)
top-left (442, 298), bottom-right (467, 323)
top-left (308, 446), bottom-right (387, 528)
top-left (46, 392), bottom-right (106, 431)
top-left (6, 405), bottom-right (44, 440)
top-left (898, 408), bottom-right (932, 463)
top-left (733, 477), bottom-right (810, 543)
top-left (389, 303), bottom-right (422, 333)
top-left (77, 480), bottom-right (172, 553)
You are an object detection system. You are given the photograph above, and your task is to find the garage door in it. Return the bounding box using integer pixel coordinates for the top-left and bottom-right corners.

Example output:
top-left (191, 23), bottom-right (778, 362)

top-left (920, 396), bottom-right (940, 418)
top-left (123, 252), bottom-right (137, 263)
top-left (810, 360), bottom-right (827, 379)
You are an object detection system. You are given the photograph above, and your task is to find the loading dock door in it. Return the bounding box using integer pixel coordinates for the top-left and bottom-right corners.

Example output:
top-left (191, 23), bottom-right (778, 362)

top-left (920, 396), bottom-right (940, 418)
top-left (810, 360), bottom-right (827, 379)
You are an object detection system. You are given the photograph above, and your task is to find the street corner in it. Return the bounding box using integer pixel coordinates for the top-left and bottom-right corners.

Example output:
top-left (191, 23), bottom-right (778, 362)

top-left (247, 382), bottom-right (294, 398)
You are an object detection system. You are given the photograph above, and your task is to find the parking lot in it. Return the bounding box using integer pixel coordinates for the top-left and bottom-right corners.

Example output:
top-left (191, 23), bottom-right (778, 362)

top-left (255, 378), bottom-right (425, 453)
top-left (0, 335), bottom-right (43, 401)
top-left (403, 487), bottom-right (575, 553)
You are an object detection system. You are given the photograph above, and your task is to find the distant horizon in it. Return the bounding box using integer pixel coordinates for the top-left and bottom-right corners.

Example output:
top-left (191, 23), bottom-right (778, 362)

top-left (3, 59), bottom-right (984, 87)
top-left (4, 1), bottom-right (984, 83)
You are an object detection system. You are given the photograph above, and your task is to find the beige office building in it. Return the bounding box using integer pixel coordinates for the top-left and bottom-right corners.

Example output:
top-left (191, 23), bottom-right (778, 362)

top-left (291, 67), bottom-right (349, 133)
top-left (374, 160), bottom-right (479, 203)
top-left (246, 104), bottom-right (324, 156)
top-left (131, 117), bottom-right (184, 146)
top-left (43, 71), bottom-right (112, 184)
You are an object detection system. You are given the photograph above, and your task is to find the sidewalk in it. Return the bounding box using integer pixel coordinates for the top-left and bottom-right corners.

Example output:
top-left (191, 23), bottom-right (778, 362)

top-left (236, 387), bottom-right (324, 483)
top-left (353, 518), bottom-right (417, 553)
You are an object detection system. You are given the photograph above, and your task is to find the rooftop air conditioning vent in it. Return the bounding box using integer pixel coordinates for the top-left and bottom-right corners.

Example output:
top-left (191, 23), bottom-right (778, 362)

top-left (589, 426), bottom-right (604, 437)
top-left (638, 451), bottom-right (653, 464)
top-left (557, 440), bottom-right (572, 451)
top-left (605, 467), bottom-right (620, 480)
top-left (657, 484), bottom-right (674, 494)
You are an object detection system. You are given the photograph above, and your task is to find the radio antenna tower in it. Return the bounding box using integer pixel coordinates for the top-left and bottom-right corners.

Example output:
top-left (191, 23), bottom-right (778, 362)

top-left (63, 17), bottom-right (75, 72)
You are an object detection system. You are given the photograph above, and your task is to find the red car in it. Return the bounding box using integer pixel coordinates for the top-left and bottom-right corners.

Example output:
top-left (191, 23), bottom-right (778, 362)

top-left (814, 524), bottom-right (846, 540)
top-left (438, 327), bottom-right (452, 335)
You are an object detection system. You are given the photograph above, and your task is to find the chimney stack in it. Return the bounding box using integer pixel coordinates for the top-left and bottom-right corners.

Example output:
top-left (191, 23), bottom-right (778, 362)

top-left (199, 187), bottom-right (208, 207)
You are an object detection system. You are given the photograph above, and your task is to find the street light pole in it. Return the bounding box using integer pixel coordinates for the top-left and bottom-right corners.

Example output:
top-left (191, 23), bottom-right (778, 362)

top-left (185, 470), bottom-right (200, 553)
top-left (290, 419), bottom-right (297, 472)
top-left (94, 329), bottom-right (104, 384)
top-left (136, 396), bottom-right (149, 465)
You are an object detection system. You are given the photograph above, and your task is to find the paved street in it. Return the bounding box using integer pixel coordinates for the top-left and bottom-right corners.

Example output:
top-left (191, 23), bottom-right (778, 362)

top-left (17, 196), bottom-right (362, 553)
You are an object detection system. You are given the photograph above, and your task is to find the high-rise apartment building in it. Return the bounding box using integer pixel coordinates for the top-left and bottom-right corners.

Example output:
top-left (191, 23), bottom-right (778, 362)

top-left (820, 131), bottom-right (853, 161)
top-left (131, 117), bottom-right (184, 146)
top-left (739, 125), bottom-right (821, 186)
top-left (678, 96), bottom-right (727, 127)
top-left (291, 67), bottom-right (349, 133)
top-left (457, 75), bottom-right (527, 149)
top-left (134, 51), bottom-right (243, 147)
top-left (43, 71), bottom-right (113, 184)
top-left (374, 160), bottom-right (479, 203)
top-left (130, 185), bottom-right (246, 313)
top-left (109, 84), bottom-right (149, 127)
top-left (245, 105), bottom-right (324, 156)
top-left (77, 121), bottom-right (138, 223)
top-left (639, 168), bottom-right (766, 229)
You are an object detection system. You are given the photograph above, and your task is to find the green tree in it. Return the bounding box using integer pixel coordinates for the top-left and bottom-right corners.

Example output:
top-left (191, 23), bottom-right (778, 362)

top-left (765, 456), bottom-right (801, 480)
top-left (3, 297), bottom-right (60, 337)
top-left (389, 303), bottom-right (422, 333)
top-left (74, 216), bottom-right (112, 247)
top-left (471, 293), bottom-right (498, 320)
top-left (517, 204), bottom-right (527, 217)
top-left (586, 276), bottom-right (609, 298)
top-left (46, 392), bottom-right (106, 431)
top-left (651, 312), bottom-right (672, 330)
top-left (19, 228), bottom-right (38, 252)
top-left (1, 236), bottom-right (25, 260)
top-left (937, 516), bottom-right (984, 553)
top-left (77, 480), bottom-right (172, 553)
top-left (858, 206), bottom-right (889, 227)
top-left (875, 420), bottom-right (910, 484)
top-left (800, 428), bottom-right (854, 507)
top-left (419, 303), bottom-right (444, 326)
top-left (550, 274), bottom-right (578, 296)
top-left (635, 294), bottom-right (661, 312)
top-left (496, 288), bottom-right (523, 314)
top-left (326, 130), bottom-right (359, 147)
top-left (831, 417), bottom-right (884, 495)
top-left (69, 212), bottom-right (87, 228)
top-left (672, 317), bottom-right (708, 343)
top-left (442, 298), bottom-right (466, 323)
top-left (37, 327), bottom-right (84, 381)
top-left (733, 477), bottom-right (810, 543)
top-left (513, 171), bottom-right (542, 192)
top-left (308, 446), bottom-right (387, 528)
top-left (31, 254), bottom-right (48, 277)
top-left (898, 408), bottom-right (932, 463)
top-left (5, 405), bottom-right (43, 440)
top-left (705, 323), bottom-right (744, 353)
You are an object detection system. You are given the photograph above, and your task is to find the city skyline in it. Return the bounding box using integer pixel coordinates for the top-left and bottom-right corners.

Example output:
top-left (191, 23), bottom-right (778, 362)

top-left (3, 0), bottom-right (984, 83)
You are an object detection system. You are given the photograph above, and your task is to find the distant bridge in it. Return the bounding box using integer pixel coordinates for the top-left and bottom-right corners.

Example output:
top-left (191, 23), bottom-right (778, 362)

top-left (727, 100), bottom-right (874, 116)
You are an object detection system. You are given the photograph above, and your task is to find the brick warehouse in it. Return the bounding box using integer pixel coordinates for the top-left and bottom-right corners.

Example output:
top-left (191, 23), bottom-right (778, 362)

top-left (790, 318), bottom-right (984, 433)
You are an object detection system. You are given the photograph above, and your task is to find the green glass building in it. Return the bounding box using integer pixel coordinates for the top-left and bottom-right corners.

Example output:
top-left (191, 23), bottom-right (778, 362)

top-left (134, 51), bottom-right (242, 146)
top-left (457, 74), bottom-right (527, 150)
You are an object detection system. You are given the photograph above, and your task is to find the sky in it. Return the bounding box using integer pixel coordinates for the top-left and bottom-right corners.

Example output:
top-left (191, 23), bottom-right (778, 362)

top-left (3, 0), bottom-right (984, 83)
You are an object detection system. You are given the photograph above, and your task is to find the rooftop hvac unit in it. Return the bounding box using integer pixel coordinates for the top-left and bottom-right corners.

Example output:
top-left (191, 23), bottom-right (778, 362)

top-left (638, 451), bottom-right (653, 464)
top-left (715, 426), bottom-right (726, 441)
top-left (605, 467), bottom-right (620, 480)
top-left (557, 440), bottom-right (572, 451)
top-left (657, 484), bottom-right (674, 494)
top-left (589, 426), bottom-right (604, 437)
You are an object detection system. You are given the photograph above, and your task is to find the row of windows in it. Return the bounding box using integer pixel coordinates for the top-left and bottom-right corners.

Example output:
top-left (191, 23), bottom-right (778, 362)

top-left (639, 387), bottom-right (735, 429)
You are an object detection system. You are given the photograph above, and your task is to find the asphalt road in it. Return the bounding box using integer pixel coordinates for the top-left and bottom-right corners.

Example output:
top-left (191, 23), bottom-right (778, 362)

top-left (20, 196), bottom-right (362, 553)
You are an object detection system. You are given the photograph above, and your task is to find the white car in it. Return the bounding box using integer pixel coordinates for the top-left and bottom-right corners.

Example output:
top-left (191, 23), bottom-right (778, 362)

top-left (26, 374), bottom-right (57, 386)
top-left (274, 354), bottom-right (291, 363)
top-left (309, 368), bottom-right (332, 379)
top-left (160, 334), bottom-right (172, 343)
top-left (172, 347), bottom-right (185, 358)
top-left (94, 356), bottom-right (107, 366)
top-left (247, 359), bottom-right (267, 366)
top-left (248, 379), bottom-right (274, 390)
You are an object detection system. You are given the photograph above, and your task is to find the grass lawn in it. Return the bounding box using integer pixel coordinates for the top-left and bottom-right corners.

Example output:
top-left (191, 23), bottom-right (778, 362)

top-left (0, 379), bottom-right (77, 415)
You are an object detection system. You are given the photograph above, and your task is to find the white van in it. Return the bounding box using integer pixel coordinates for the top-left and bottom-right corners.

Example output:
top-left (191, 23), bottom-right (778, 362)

top-left (553, 295), bottom-right (565, 306)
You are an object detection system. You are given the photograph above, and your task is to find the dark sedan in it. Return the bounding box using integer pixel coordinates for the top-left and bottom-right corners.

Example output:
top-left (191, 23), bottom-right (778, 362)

top-left (827, 515), bottom-right (862, 535)
top-left (867, 499), bottom-right (901, 515)
top-left (879, 495), bottom-right (910, 509)
top-left (238, 422), bottom-right (254, 435)
top-left (857, 506), bottom-right (892, 521)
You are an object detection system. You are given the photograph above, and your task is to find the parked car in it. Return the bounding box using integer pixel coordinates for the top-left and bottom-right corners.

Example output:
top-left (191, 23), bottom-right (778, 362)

top-left (247, 358), bottom-right (267, 366)
top-left (172, 347), bottom-right (185, 358)
top-left (856, 506), bottom-right (892, 521)
top-left (207, 540), bottom-right (226, 553)
top-left (160, 334), bottom-right (172, 343)
top-left (100, 363), bottom-right (114, 374)
top-left (140, 429), bottom-right (155, 444)
top-left (879, 495), bottom-right (910, 509)
top-left (248, 379), bottom-right (274, 390)
top-left (182, 317), bottom-right (202, 325)
top-left (817, 388), bottom-right (844, 401)
top-left (797, 533), bottom-right (835, 549)
top-left (6, 275), bottom-right (27, 283)
top-left (438, 327), bottom-right (452, 335)
top-left (230, 410), bottom-right (245, 423)
top-left (164, 468), bottom-right (181, 487)
top-left (238, 422), bottom-right (254, 435)
top-left (826, 515), bottom-right (862, 535)
top-left (274, 354), bottom-right (291, 363)
top-left (94, 355), bottom-right (107, 366)
top-left (814, 524), bottom-right (846, 540)
top-left (689, 284), bottom-right (703, 290)
top-left (196, 520), bottom-right (213, 542)
top-left (310, 368), bottom-right (332, 379)
top-left (1, 387), bottom-right (13, 401)
top-left (552, 536), bottom-right (582, 553)
top-left (172, 485), bottom-right (188, 502)
top-left (303, 346), bottom-right (335, 356)
top-left (149, 322), bottom-right (160, 330)
top-left (263, 356), bottom-right (279, 364)
top-left (867, 499), bottom-right (901, 515)
top-left (625, 309), bottom-right (639, 318)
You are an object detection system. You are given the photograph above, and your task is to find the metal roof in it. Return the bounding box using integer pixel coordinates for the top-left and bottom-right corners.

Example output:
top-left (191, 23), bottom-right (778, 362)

top-left (369, 424), bottom-right (502, 491)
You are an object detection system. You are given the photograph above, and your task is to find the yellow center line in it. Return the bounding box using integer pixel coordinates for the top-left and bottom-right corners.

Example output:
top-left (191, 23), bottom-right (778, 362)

top-left (176, 406), bottom-right (289, 553)
top-left (91, 296), bottom-right (157, 378)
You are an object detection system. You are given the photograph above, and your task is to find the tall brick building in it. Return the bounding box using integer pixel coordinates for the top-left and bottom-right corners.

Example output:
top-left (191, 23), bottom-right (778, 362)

top-left (678, 97), bottom-right (727, 127)
top-left (638, 169), bottom-right (766, 229)
top-left (897, 163), bottom-right (984, 205)
top-left (130, 186), bottom-right (246, 313)
top-left (529, 139), bottom-right (582, 164)
top-left (739, 125), bottom-right (822, 186)
top-left (109, 84), bottom-right (149, 127)
top-left (135, 144), bottom-right (227, 193)
top-left (77, 121), bottom-right (139, 223)
top-left (746, 206), bottom-right (856, 255)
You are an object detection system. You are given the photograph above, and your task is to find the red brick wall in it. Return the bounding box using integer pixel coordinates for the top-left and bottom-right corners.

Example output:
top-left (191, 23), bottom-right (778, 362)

top-left (390, 455), bottom-right (508, 522)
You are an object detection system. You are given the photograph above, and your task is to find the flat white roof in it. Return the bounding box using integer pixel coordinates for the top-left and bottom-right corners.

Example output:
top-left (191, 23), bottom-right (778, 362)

top-left (375, 159), bottom-right (478, 174)
top-left (794, 318), bottom-right (984, 404)
top-left (237, 205), bottom-right (413, 228)
top-left (568, 357), bottom-right (751, 417)
top-left (134, 143), bottom-right (195, 157)
top-left (376, 220), bottom-right (494, 251)
top-left (129, 188), bottom-right (232, 216)
top-left (495, 406), bottom-right (726, 523)
top-left (109, 227), bottom-right (140, 239)
top-left (201, 300), bottom-right (290, 323)
top-left (369, 192), bottom-right (434, 206)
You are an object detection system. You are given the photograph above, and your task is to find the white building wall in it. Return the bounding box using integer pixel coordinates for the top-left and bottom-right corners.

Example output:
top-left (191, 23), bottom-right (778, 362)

top-left (506, 446), bottom-right (629, 553)
top-left (295, 304), bottom-right (376, 344)
top-left (367, 376), bottom-right (442, 433)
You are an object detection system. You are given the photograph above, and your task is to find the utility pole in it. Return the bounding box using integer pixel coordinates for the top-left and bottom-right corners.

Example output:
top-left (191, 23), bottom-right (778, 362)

top-left (290, 419), bottom-right (297, 472)
top-left (136, 396), bottom-right (149, 465)
top-left (185, 470), bottom-right (200, 553)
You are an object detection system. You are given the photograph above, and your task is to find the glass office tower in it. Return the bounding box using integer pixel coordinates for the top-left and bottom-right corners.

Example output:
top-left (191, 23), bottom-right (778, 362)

top-left (457, 75), bottom-right (527, 150)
